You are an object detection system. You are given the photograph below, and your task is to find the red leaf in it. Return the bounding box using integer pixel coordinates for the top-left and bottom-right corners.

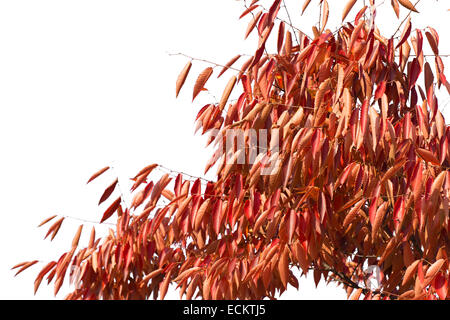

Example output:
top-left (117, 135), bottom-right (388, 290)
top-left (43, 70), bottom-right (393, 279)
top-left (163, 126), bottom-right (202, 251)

top-left (360, 99), bottom-right (369, 140)
top-left (239, 4), bottom-right (259, 19)
top-left (374, 81), bottom-right (387, 100)
top-left (98, 178), bottom-right (118, 205)
top-left (393, 196), bottom-right (406, 233)
top-left (100, 197), bottom-right (121, 223)
top-left (433, 272), bottom-right (448, 300)
top-left (408, 58), bottom-right (421, 90)
top-left (396, 17), bottom-right (411, 49)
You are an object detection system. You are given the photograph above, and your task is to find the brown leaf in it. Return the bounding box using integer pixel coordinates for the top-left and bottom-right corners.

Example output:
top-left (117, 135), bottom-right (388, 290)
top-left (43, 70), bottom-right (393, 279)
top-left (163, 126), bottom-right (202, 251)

top-left (398, 0), bottom-right (419, 12)
top-left (425, 27), bottom-right (439, 56)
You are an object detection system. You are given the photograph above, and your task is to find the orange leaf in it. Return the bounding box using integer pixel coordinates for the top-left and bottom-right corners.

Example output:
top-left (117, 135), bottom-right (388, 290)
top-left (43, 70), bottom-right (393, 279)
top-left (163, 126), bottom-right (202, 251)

top-left (425, 259), bottom-right (445, 283)
top-left (416, 148), bottom-right (440, 165)
top-left (342, 203), bottom-right (363, 228)
top-left (320, 0), bottom-right (329, 33)
top-left (213, 199), bottom-right (224, 235)
top-left (34, 261), bottom-right (57, 294)
top-left (218, 76), bottom-right (237, 112)
top-left (372, 202), bottom-right (388, 241)
top-left (342, 0), bottom-right (357, 21)
top-left (44, 217), bottom-right (64, 241)
top-left (391, 0), bottom-right (400, 18)
top-left (71, 225), bottom-right (83, 249)
top-left (14, 260), bottom-right (39, 277)
top-left (278, 246), bottom-right (289, 288)
top-left (37, 215), bottom-right (57, 228)
top-left (132, 164), bottom-right (158, 180)
top-left (245, 11), bottom-right (262, 39)
top-left (194, 199), bottom-right (210, 231)
top-left (402, 260), bottom-right (420, 286)
top-left (301, 0), bottom-right (312, 15)
top-left (175, 61), bottom-right (192, 98)
top-left (193, 67), bottom-right (213, 101)
top-left (217, 55), bottom-right (241, 78)
top-left (350, 288), bottom-right (363, 300)
top-left (430, 171), bottom-right (446, 198)
top-left (86, 166), bottom-right (109, 184)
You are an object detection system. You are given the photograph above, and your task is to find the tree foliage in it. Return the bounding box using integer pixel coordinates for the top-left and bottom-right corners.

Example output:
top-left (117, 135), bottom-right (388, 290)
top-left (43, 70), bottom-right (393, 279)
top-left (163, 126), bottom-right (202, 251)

top-left (15, 0), bottom-right (450, 300)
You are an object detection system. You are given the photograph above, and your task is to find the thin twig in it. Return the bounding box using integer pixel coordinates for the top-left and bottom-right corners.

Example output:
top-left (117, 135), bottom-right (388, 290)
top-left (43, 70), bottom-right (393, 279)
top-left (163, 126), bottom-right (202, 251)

top-left (167, 52), bottom-right (243, 73)
top-left (282, 0), bottom-right (300, 45)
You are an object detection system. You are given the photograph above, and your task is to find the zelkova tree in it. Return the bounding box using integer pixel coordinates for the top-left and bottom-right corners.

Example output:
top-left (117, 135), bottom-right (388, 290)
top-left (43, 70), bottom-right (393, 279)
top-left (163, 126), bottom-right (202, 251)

top-left (14, 0), bottom-right (450, 300)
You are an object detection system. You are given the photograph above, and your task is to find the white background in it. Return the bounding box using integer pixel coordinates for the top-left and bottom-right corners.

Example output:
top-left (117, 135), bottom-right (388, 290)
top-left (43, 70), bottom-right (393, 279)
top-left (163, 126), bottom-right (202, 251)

top-left (0, 0), bottom-right (448, 300)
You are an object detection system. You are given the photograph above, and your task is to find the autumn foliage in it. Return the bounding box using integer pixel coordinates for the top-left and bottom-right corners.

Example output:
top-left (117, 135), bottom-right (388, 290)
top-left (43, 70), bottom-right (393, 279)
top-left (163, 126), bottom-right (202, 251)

top-left (15, 0), bottom-right (450, 300)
